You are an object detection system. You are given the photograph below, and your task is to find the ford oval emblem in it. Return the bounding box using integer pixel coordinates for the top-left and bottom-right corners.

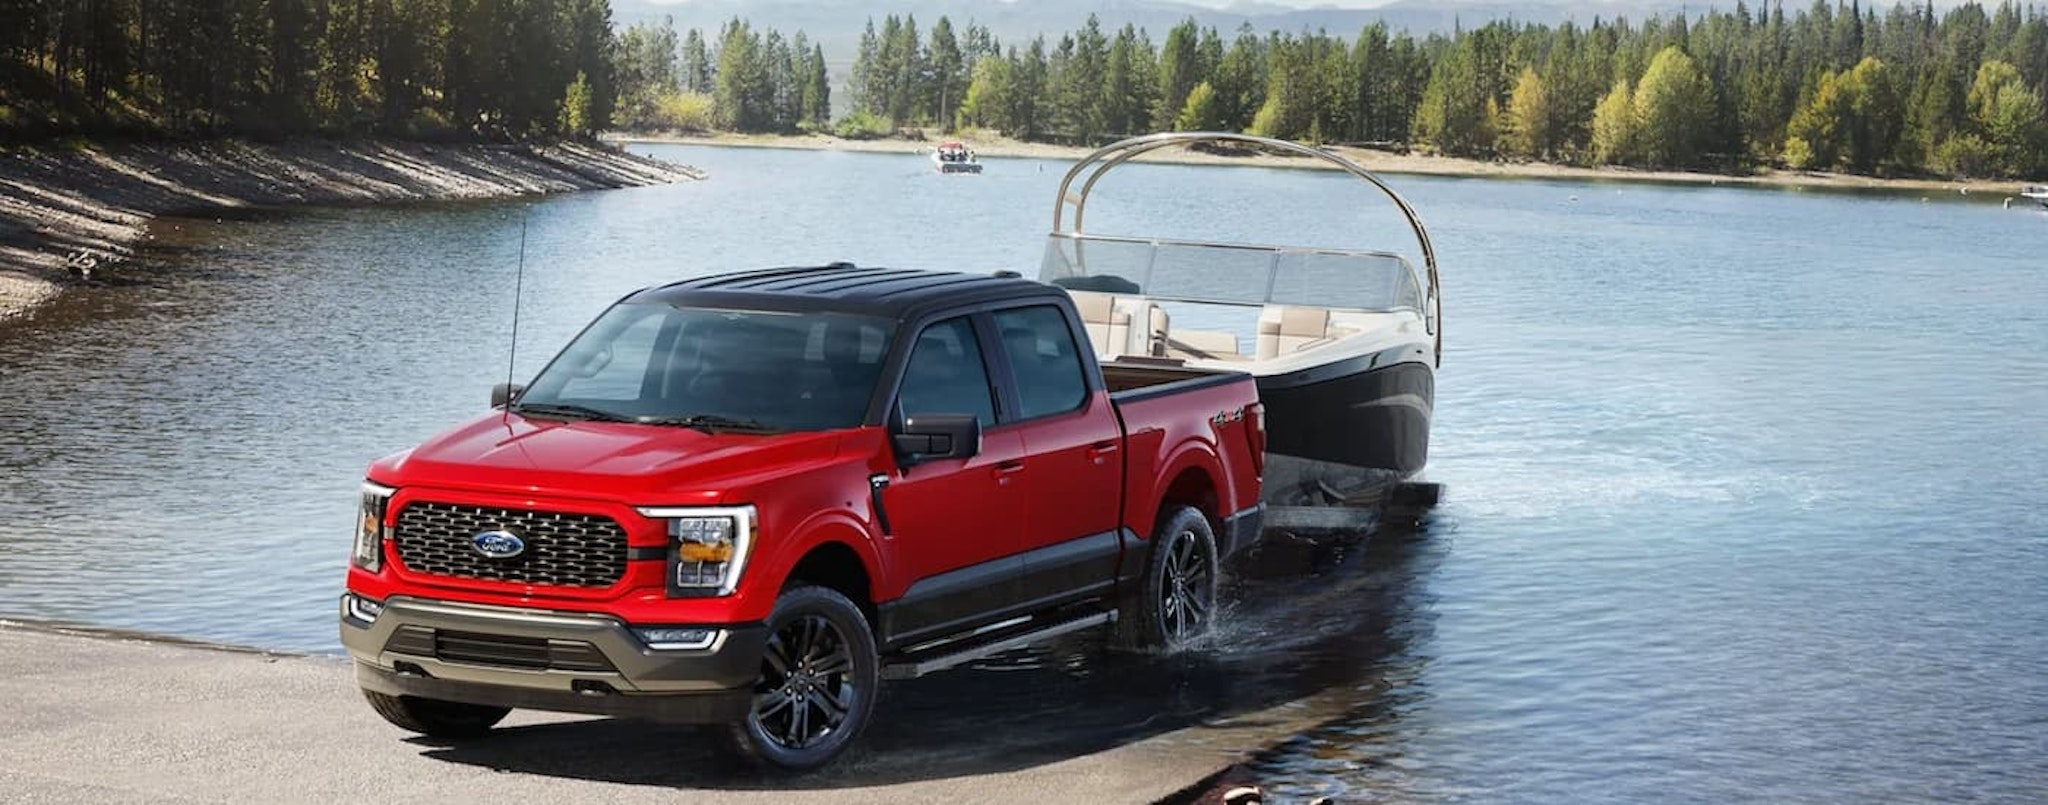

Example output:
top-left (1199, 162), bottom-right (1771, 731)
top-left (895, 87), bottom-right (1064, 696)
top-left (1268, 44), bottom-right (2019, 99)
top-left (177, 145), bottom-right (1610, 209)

top-left (472, 530), bottom-right (526, 559)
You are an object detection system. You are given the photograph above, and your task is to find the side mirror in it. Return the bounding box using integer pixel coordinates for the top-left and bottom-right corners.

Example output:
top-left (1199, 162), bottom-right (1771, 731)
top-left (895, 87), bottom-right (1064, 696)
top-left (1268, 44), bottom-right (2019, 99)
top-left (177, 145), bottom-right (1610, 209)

top-left (892, 414), bottom-right (981, 462)
top-left (491, 383), bottom-right (525, 408)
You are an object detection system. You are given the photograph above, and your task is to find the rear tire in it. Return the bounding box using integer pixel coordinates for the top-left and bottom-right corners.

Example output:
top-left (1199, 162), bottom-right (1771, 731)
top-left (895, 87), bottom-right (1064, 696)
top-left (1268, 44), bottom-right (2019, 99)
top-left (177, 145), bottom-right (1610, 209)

top-left (361, 690), bottom-right (509, 738)
top-left (717, 585), bottom-right (879, 772)
top-left (1118, 505), bottom-right (1220, 651)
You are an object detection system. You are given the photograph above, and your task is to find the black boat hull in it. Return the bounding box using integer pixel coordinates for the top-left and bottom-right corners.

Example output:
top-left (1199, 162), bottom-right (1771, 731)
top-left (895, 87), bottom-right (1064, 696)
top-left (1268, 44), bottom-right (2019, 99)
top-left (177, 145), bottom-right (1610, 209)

top-left (1255, 344), bottom-right (1434, 506)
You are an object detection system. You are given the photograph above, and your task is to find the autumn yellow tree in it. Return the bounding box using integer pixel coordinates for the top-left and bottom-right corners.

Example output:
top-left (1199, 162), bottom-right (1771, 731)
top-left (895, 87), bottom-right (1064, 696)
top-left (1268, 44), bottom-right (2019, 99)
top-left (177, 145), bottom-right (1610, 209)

top-left (1631, 46), bottom-right (1713, 167)
top-left (1967, 61), bottom-right (2047, 175)
top-left (1591, 79), bottom-right (1636, 164)
top-left (1176, 81), bottom-right (1222, 131)
top-left (1502, 67), bottom-right (1553, 159)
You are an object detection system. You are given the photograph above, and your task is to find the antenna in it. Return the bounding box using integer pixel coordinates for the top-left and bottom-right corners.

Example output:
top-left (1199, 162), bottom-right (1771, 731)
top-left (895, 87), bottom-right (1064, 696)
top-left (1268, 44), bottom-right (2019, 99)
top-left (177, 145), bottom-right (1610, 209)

top-left (502, 204), bottom-right (530, 425)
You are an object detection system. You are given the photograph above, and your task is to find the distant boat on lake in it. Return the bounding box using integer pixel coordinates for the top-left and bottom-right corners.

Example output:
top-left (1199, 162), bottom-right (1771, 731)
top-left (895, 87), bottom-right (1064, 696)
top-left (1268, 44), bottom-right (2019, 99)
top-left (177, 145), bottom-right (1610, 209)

top-left (931, 141), bottom-right (983, 174)
top-left (2022, 185), bottom-right (2047, 208)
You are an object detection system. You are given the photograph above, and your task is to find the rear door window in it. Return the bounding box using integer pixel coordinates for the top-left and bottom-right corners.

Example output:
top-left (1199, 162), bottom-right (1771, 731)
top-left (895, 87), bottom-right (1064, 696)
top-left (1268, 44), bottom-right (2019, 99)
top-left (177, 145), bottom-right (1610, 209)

top-left (898, 316), bottom-right (997, 427)
top-left (993, 305), bottom-right (1088, 419)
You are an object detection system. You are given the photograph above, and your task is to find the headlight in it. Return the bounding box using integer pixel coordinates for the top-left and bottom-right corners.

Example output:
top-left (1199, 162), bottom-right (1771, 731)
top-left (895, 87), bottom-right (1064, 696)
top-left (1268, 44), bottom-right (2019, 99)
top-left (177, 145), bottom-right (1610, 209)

top-left (355, 482), bottom-right (395, 572)
top-left (637, 505), bottom-right (756, 596)
top-left (340, 593), bottom-right (384, 625)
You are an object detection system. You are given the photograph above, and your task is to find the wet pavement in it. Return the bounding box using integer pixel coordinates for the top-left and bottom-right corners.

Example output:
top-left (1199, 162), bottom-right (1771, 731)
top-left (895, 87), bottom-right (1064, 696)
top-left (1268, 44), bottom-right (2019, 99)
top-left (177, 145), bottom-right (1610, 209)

top-left (0, 527), bottom-right (1431, 805)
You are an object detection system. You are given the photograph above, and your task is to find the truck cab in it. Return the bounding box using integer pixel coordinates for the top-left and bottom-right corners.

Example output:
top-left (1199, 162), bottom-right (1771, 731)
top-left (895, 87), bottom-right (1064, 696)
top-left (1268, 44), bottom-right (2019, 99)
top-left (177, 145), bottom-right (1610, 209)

top-left (341, 264), bottom-right (1264, 770)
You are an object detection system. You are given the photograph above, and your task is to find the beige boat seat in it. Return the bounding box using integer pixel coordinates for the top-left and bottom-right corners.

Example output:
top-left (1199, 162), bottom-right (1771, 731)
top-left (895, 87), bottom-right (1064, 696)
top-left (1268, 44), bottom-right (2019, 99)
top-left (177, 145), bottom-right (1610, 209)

top-left (1069, 290), bottom-right (1132, 358)
top-left (1257, 305), bottom-right (1335, 359)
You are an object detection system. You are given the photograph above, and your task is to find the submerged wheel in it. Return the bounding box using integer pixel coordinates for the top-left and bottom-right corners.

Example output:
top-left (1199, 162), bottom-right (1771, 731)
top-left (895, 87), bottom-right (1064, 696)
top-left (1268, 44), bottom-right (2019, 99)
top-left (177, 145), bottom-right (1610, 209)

top-left (1119, 506), bottom-right (1220, 651)
top-left (361, 690), bottom-right (509, 738)
top-left (719, 585), bottom-right (879, 772)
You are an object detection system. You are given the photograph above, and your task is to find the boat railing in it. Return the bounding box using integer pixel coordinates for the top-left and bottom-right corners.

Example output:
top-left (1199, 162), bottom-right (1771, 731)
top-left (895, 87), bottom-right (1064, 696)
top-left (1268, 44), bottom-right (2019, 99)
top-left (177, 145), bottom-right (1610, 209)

top-left (1042, 231), bottom-right (1426, 315)
top-left (1045, 132), bottom-right (1440, 363)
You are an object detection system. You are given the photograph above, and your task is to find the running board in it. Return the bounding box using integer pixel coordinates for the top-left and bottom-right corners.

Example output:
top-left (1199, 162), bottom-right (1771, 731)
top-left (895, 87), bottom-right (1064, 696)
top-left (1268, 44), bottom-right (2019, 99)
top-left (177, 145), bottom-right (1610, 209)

top-left (881, 610), bottom-right (1115, 681)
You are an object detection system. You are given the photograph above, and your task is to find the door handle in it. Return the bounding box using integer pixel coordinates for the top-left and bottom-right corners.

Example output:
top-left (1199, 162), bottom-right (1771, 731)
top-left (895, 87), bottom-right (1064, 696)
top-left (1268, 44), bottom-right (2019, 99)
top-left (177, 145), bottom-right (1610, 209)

top-left (992, 460), bottom-right (1025, 481)
top-left (1087, 442), bottom-right (1120, 456)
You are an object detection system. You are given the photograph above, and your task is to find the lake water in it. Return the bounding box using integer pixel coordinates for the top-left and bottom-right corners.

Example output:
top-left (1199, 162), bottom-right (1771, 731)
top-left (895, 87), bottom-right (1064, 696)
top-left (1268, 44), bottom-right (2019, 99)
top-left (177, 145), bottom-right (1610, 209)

top-left (2, 143), bottom-right (2044, 801)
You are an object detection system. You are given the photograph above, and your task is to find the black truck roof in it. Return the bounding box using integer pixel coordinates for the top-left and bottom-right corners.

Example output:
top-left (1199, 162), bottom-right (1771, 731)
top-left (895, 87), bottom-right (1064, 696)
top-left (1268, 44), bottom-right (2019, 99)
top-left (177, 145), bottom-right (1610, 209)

top-left (630, 263), bottom-right (1068, 321)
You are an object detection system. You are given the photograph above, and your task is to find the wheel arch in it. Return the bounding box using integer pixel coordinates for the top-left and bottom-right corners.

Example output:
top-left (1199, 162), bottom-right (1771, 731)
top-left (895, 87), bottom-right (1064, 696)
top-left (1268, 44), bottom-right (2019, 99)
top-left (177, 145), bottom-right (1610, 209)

top-left (782, 539), bottom-right (878, 625)
top-left (1159, 466), bottom-right (1219, 523)
top-left (1140, 445), bottom-right (1230, 537)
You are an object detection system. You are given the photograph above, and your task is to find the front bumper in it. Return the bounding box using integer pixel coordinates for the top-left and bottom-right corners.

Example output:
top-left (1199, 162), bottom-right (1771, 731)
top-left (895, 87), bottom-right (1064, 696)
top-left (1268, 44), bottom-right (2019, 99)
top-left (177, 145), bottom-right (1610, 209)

top-left (340, 595), bottom-right (765, 724)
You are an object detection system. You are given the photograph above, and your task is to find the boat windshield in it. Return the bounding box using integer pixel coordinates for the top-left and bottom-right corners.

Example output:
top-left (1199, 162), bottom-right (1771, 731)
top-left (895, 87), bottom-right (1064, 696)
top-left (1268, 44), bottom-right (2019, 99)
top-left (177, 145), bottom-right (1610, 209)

top-left (1039, 233), bottom-right (1424, 313)
top-left (516, 303), bottom-right (895, 431)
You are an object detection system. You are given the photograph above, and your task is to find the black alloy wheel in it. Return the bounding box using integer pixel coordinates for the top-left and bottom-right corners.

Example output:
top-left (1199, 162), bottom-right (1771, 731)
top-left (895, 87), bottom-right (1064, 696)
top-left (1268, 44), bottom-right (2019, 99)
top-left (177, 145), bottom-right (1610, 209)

top-left (721, 585), bottom-right (878, 771)
top-left (1118, 505), bottom-right (1221, 651)
top-left (1158, 523), bottom-right (1215, 642)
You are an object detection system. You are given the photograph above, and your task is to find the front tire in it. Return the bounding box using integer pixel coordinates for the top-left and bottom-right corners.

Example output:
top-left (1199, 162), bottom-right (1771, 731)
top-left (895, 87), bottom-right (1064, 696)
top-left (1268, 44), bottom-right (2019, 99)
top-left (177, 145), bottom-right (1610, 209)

top-left (719, 585), bottom-right (879, 772)
top-left (1120, 505), bottom-right (1220, 651)
top-left (361, 690), bottom-right (509, 738)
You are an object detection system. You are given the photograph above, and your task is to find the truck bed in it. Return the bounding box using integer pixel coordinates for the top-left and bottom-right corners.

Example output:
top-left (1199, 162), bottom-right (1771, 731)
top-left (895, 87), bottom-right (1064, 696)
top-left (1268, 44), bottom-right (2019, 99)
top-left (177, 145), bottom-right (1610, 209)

top-left (1100, 359), bottom-right (1240, 397)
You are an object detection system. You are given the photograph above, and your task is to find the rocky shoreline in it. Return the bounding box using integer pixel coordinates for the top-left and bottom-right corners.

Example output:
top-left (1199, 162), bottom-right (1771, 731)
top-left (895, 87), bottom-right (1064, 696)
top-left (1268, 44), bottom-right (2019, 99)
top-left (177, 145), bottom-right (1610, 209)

top-left (0, 139), bottom-right (703, 323)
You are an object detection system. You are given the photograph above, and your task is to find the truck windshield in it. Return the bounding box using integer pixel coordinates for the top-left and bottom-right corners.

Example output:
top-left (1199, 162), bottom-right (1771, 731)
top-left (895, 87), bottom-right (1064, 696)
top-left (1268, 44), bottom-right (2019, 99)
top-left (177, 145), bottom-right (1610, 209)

top-left (516, 303), bottom-right (895, 432)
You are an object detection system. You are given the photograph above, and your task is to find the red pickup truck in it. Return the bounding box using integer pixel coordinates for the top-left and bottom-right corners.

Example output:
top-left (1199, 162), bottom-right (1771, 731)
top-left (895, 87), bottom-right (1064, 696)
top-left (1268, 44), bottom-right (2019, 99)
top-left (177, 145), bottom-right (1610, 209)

top-left (340, 264), bottom-right (1265, 770)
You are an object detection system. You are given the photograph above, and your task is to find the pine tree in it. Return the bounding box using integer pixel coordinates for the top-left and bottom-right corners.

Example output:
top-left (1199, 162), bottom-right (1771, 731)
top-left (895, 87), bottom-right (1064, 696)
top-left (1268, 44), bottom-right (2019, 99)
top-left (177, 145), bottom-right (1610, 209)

top-left (848, 19), bottom-right (878, 114)
top-left (1155, 19), bottom-right (1205, 131)
top-left (681, 28), bottom-right (712, 94)
top-left (713, 18), bottom-right (766, 132)
top-left (799, 41), bottom-right (830, 130)
top-left (929, 17), bottom-right (965, 129)
top-left (1412, 39), bottom-right (1490, 155)
top-left (960, 53), bottom-right (1014, 129)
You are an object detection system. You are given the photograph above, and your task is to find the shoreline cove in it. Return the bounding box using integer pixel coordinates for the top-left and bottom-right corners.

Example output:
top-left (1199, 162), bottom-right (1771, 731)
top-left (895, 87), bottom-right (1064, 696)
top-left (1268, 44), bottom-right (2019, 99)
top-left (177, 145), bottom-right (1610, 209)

top-left (614, 130), bottom-right (2022, 198)
top-left (0, 139), bottom-right (703, 324)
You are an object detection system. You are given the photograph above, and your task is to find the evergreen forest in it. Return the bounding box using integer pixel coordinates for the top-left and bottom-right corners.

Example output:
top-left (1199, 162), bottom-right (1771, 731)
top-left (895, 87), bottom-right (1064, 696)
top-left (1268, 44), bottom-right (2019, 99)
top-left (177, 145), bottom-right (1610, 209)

top-left (5, 1), bottom-right (2044, 179)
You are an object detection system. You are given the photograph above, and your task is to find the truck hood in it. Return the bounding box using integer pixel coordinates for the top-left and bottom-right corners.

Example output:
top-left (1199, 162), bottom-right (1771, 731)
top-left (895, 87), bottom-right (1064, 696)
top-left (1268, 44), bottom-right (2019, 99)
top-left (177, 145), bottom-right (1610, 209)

top-left (369, 411), bottom-right (856, 503)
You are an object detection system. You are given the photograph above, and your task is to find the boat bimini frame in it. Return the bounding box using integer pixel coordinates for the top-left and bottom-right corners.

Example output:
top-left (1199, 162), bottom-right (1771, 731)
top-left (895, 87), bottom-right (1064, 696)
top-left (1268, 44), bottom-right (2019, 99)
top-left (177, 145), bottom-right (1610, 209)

top-left (1046, 132), bottom-right (1441, 365)
top-left (1042, 132), bottom-right (1446, 529)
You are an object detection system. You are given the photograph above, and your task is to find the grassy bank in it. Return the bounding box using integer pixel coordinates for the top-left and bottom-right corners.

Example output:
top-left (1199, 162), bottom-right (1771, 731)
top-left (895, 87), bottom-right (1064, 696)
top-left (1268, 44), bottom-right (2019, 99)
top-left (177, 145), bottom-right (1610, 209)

top-left (614, 130), bottom-right (2032, 198)
top-left (0, 139), bottom-right (703, 323)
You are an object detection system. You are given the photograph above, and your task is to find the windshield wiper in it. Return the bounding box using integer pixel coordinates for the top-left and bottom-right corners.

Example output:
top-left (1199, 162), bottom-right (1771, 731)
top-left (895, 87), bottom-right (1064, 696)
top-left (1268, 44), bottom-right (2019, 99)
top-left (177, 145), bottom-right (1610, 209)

top-left (635, 413), bottom-right (784, 434)
top-left (511, 402), bottom-right (633, 423)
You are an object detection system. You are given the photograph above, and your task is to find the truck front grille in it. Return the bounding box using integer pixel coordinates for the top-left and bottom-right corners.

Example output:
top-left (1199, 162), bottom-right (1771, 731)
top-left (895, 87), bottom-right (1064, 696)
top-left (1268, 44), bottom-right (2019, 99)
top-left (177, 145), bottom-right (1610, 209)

top-left (384, 626), bottom-right (618, 672)
top-left (393, 502), bottom-right (627, 588)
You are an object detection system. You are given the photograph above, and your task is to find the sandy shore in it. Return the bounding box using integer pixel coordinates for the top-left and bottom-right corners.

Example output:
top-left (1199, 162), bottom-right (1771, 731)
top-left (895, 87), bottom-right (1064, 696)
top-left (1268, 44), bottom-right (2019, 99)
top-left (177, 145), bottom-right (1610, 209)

top-left (616, 130), bottom-right (2023, 197)
top-left (0, 139), bottom-right (703, 324)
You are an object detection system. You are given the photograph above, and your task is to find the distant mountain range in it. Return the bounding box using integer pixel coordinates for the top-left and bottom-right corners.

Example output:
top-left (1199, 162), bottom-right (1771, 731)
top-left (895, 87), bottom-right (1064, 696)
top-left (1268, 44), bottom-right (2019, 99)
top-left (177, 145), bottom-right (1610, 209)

top-left (612, 0), bottom-right (1698, 65)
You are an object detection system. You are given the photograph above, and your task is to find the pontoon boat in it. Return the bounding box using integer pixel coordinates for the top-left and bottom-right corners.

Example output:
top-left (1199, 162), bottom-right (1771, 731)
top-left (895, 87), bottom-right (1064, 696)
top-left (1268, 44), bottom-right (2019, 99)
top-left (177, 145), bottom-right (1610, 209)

top-left (1040, 132), bottom-right (1441, 515)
